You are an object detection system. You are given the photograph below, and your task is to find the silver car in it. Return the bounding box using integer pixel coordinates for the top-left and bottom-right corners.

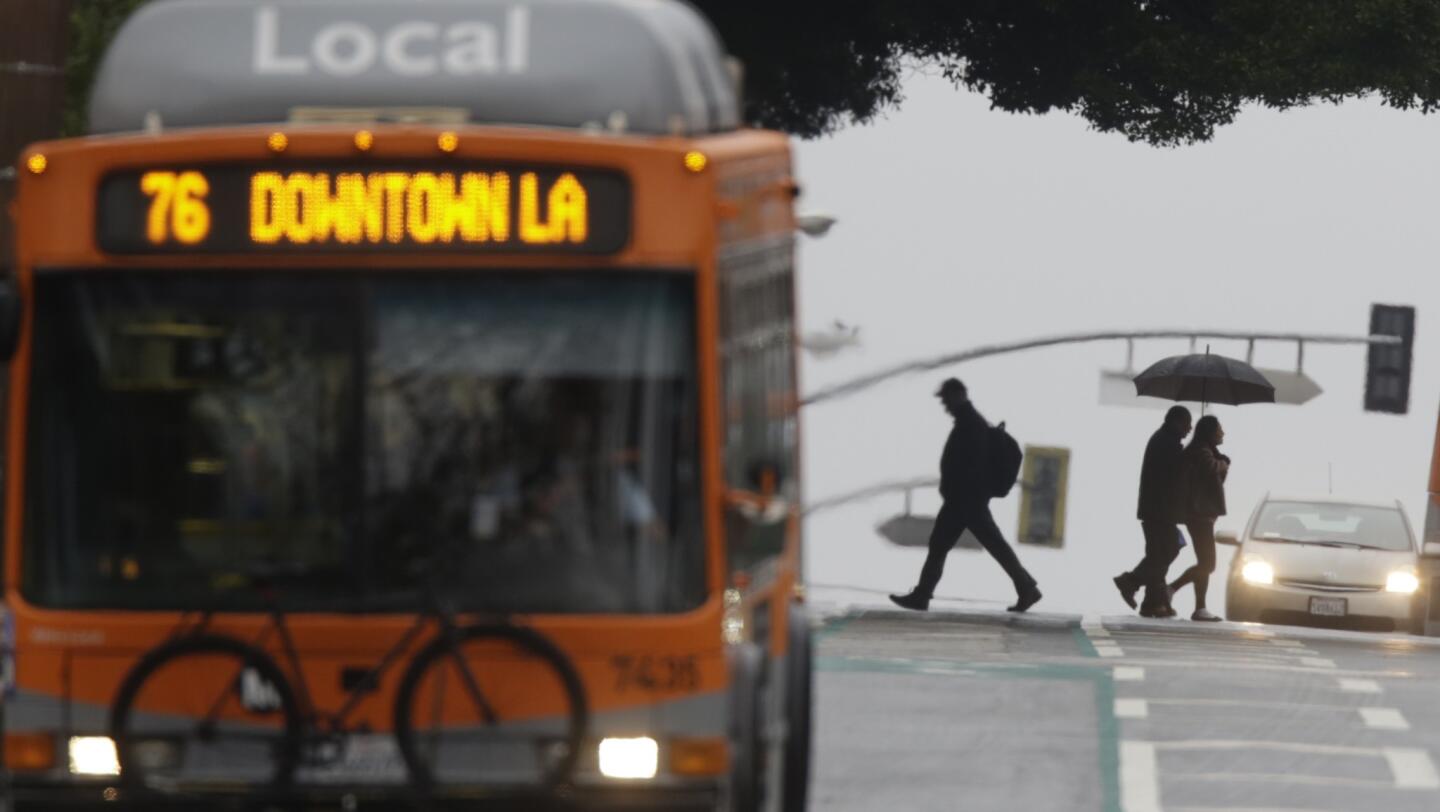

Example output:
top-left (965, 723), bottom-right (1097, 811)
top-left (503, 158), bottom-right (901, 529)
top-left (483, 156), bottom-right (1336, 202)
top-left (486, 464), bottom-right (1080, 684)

top-left (1223, 494), bottom-right (1423, 633)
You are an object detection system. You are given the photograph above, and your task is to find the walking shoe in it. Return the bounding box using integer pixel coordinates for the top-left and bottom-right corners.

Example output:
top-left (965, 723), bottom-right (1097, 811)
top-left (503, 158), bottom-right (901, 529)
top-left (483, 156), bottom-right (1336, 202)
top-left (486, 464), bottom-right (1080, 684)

top-left (889, 591), bottom-right (930, 612)
top-left (1007, 585), bottom-right (1043, 613)
top-left (1140, 605), bottom-right (1177, 619)
top-left (1112, 575), bottom-right (1138, 610)
top-left (1191, 609), bottom-right (1222, 622)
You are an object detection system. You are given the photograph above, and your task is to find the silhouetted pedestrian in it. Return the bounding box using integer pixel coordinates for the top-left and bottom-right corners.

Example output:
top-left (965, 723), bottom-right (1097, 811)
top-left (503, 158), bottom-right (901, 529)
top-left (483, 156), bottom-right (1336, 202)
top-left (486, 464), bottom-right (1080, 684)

top-left (890, 378), bottom-right (1042, 613)
top-left (1113, 405), bottom-right (1192, 618)
top-left (1170, 415), bottom-right (1229, 621)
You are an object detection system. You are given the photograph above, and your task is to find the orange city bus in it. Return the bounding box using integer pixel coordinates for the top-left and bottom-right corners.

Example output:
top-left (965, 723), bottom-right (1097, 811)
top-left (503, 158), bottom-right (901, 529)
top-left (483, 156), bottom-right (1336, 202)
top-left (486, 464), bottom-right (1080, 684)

top-left (0, 0), bottom-right (811, 809)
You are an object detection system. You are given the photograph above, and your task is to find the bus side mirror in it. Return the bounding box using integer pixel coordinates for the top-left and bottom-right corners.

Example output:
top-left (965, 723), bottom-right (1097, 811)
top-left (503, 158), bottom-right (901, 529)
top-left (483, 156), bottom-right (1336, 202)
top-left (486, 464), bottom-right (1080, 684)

top-left (0, 277), bottom-right (21, 362)
top-left (1216, 529), bottom-right (1240, 546)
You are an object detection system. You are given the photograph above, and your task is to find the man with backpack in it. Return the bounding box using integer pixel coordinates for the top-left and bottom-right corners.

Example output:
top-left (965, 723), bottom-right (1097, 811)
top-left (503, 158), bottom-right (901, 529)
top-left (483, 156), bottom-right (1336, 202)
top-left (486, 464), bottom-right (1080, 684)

top-left (890, 378), bottom-right (1043, 613)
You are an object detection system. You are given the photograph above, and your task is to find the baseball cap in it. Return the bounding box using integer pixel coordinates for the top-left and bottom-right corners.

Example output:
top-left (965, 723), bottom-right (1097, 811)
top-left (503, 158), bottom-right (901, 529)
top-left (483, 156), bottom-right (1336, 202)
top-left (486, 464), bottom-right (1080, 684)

top-left (935, 377), bottom-right (967, 399)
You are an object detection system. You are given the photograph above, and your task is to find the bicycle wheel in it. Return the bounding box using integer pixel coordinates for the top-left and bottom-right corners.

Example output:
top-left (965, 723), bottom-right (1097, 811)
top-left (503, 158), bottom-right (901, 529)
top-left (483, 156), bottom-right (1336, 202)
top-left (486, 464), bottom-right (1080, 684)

top-left (110, 635), bottom-right (303, 790)
top-left (394, 625), bottom-right (587, 791)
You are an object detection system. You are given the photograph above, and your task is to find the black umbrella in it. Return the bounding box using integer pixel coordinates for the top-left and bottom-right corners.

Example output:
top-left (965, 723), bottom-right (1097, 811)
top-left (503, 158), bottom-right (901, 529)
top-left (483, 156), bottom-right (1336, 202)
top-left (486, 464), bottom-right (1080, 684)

top-left (1132, 351), bottom-right (1275, 406)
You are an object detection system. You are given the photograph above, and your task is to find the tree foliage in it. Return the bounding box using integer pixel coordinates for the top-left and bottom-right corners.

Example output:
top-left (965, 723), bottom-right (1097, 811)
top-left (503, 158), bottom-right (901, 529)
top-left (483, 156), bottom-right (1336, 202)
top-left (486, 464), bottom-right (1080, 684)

top-left (62, 0), bottom-right (1440, 145)
top-left (63, 0), bottom-right (148, 136)
top-left (697, 0), bottom-right (1440, 144)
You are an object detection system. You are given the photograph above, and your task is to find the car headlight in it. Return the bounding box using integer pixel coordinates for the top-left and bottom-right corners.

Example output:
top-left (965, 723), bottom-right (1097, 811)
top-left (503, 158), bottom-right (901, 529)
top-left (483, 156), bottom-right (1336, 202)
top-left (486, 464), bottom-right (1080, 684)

top-left (598, 737), bottom-right (658, 780)
top-left (1386, 570), bottom-right (1421, 594)
top-left (1241, 560), bottom-right (1275, 586)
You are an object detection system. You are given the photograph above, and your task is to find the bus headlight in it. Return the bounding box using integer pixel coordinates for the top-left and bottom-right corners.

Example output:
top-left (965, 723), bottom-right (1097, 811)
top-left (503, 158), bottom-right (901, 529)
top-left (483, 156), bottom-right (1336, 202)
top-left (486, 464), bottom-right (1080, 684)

top-left (1241, 560), bottom-right (1275, 586)
top-left (598, 736), bottom-right (658, 780)
top-left (67, 736), bottom-right (120, 776)
top-left (1386, 570), bottom-right (1421, 594)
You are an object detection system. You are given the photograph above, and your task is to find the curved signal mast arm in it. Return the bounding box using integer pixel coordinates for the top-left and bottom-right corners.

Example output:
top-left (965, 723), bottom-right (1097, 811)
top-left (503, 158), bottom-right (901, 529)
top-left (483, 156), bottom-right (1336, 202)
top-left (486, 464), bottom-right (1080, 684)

top-left (801, 329), bottom-right (1399, 406)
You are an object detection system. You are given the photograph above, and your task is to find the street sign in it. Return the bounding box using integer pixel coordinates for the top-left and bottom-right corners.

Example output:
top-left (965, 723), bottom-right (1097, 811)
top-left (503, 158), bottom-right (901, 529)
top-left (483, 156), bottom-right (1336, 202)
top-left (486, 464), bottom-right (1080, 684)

top-left (875, 514), bottom-right (980, 550)
top-left (1017, 446), bottom-right (1069, 547)
top-left (1256, 368), bottom-right (1322, 405)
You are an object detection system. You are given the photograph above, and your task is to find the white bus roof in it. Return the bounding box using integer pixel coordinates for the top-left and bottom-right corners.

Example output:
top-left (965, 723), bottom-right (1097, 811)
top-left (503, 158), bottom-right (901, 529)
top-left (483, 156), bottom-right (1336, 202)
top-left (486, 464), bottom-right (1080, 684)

top-left (88, 0), bottom-right (741, 136)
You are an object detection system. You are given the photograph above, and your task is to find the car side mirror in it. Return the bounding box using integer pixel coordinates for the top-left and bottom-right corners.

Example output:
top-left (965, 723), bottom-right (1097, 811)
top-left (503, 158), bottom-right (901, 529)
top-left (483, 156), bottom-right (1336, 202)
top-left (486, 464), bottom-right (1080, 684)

top-left (0, 276), bottom-right (19, 362)
top-left (1422, 541), bottom-right (1440, 558)
top-left (1216, 528), bottom-right (1240, 546)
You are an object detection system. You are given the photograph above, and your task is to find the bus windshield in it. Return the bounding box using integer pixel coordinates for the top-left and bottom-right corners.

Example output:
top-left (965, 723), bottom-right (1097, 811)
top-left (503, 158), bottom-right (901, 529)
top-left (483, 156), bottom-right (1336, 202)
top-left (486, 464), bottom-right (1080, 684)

top-left (25, 271), bottom-right (704, 614)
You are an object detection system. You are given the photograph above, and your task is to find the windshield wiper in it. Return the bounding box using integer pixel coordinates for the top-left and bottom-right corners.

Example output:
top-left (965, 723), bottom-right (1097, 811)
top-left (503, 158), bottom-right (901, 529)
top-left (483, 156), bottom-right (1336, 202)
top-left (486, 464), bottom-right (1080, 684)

top-left (1317, 541), bottom-right (1390, 551)
top-left (1262, 537), bottom-right (1349, 549)
top-left (1262, 537), bottom-right (1389, 551)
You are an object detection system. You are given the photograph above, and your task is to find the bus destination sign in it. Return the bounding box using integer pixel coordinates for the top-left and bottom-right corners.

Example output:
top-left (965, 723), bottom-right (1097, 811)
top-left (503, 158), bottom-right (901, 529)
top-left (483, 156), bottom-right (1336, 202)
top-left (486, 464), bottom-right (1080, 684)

top-left (96, 164), bottom-right (631, 254)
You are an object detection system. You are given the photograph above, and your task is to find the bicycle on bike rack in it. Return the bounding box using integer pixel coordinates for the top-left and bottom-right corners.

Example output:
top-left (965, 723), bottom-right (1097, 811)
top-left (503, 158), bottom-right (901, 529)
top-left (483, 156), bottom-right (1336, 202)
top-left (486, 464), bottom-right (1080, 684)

top-left (107, 587), bottom-right (588, 798)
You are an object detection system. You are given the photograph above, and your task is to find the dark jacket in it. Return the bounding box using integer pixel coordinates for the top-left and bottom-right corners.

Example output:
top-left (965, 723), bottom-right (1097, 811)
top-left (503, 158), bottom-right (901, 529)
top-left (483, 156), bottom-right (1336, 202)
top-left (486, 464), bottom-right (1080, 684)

top-left (1183, 444), bottom-right (1229, 519)
top-left (939, 402), bottom-right (988, 503)
top-left (1136, 424), bottom-right (1186, 523)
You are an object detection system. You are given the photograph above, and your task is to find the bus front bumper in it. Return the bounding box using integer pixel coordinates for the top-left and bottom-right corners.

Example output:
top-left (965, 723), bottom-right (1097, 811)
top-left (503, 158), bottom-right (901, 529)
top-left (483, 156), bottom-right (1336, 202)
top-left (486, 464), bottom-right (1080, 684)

top-left (8, 781), bottom-right (724, 811)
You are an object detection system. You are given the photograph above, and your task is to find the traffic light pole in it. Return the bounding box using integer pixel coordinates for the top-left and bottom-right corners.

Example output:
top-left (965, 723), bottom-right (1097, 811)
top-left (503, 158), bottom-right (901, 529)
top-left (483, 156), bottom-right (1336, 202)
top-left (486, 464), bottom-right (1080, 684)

top-left (803, 477), bottom-right (937, 516)
top-left (801, 328), bottom-right (1401, 406)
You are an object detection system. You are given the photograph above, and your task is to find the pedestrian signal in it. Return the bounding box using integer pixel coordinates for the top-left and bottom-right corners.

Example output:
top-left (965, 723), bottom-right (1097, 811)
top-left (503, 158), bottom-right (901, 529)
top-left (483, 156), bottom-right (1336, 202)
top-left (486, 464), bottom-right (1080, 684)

top-left (1017, 446), bottom-right (1070, 548)
top-left (1364, 304), bottom-right (1415, 415)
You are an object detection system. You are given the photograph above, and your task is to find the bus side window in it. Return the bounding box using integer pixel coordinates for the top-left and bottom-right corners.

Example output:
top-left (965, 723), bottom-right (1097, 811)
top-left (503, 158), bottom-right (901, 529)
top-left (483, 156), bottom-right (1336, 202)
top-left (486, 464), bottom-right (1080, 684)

top-left (719, 238), bottom-right (797, 577)
top-left (0, 269), bottom-right (15, 574)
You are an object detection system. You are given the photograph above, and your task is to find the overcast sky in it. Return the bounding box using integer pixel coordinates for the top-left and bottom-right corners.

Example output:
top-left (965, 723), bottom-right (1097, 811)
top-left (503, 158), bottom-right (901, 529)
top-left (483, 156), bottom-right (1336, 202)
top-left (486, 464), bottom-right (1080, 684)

top-left (794, 71), bottom-right (1440, 616)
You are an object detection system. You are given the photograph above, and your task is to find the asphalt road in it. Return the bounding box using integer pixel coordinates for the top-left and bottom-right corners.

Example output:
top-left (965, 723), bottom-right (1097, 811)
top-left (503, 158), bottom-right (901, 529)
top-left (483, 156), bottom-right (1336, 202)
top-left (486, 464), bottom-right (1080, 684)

top-left (812, 604), bottom-right (1440, 812)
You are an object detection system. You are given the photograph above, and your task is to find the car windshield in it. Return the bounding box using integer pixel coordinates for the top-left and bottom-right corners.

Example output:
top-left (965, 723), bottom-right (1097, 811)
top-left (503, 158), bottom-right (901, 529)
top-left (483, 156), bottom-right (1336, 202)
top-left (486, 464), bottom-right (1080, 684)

top-left (24, 271), bottom-right (704, 614)
top-left (1250, 501), bottom-right (1413, 552)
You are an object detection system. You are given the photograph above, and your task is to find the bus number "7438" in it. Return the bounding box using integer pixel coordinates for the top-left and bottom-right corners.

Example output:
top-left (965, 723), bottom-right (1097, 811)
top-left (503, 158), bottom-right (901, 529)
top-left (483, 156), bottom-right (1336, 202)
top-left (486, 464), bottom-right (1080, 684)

top-left (140, 171), bottom-right (212, 246)
top-left (611, 654), bottom-right (700, 693)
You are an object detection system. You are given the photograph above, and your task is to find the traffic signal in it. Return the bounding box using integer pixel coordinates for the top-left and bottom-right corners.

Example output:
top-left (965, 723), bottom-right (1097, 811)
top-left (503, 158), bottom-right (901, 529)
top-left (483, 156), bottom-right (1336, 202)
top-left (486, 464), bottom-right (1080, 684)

top-left (1365, 304), bottom-right (1415, 415)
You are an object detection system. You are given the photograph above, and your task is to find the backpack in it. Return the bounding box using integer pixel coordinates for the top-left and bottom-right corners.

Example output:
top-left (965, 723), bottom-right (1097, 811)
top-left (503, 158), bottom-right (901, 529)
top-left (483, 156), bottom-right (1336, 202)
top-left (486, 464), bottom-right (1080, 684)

top-left (986, 422), bottom-right (1023, 498)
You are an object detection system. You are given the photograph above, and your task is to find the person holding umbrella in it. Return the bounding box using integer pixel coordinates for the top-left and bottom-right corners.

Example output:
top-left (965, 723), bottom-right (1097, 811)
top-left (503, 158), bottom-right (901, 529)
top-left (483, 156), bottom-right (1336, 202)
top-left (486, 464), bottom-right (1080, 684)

top-left (1120, 348), bottom-right (1273, 618)
top-left (1169, 416), bottom-right (1230, 621)
top-left (1114, 405), bottom-right (1191, 617)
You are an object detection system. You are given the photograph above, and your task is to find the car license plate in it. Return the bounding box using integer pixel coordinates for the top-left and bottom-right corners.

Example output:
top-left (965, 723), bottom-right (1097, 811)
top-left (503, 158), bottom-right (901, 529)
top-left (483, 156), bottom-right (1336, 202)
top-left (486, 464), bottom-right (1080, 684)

top-left (1309, 596), bottom-right (1347, 617)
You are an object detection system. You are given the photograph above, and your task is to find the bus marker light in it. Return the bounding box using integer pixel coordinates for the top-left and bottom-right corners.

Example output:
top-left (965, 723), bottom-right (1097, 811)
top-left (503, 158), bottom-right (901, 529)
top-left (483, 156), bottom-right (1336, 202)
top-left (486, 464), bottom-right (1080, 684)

top-left (68, 736), bottom-right (120, 776)
top-left (437, 132), bottom-right (460, 153)
top-left (598, 736), bottom-right (658, 779)
top-left (5, 732), bottom-right (56, 771)
top-left (669, 737), bottom-right (728, 776)
top-left (683, 151), bottom-right (707, 173)
top-left (354, 130), bottom-right (375, 151)
top-left (267, 132), bottom-right (289, 153)
top-left (25, 154), bottom-right (47, 175)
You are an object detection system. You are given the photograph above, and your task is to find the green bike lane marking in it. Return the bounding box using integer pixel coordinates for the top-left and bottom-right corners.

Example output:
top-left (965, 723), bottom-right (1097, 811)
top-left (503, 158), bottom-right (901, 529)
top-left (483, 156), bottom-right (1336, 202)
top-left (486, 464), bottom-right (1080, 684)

top-left (816, 613), bottom-right (1122, 812)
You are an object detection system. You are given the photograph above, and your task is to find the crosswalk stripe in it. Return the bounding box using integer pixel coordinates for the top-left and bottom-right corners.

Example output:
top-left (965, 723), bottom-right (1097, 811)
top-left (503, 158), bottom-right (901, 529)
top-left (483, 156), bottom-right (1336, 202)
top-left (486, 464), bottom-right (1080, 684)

top-left (1338, 678), bottom-right (1382, 694)
top-left (1383, 747), bottom-right (1440, 789)
top-left (1120, 741), bottom-right (1162, 812)
top-left (1115, 698), bottom-right (1150, 719)
top-left (1359, 707), bottom-right (1410, 730)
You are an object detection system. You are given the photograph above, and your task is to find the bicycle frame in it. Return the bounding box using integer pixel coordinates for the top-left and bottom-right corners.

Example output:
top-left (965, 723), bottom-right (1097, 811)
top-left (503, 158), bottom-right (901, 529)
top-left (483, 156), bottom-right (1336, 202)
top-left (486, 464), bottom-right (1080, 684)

top-left (171, 602), bottom-right (495, 740)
